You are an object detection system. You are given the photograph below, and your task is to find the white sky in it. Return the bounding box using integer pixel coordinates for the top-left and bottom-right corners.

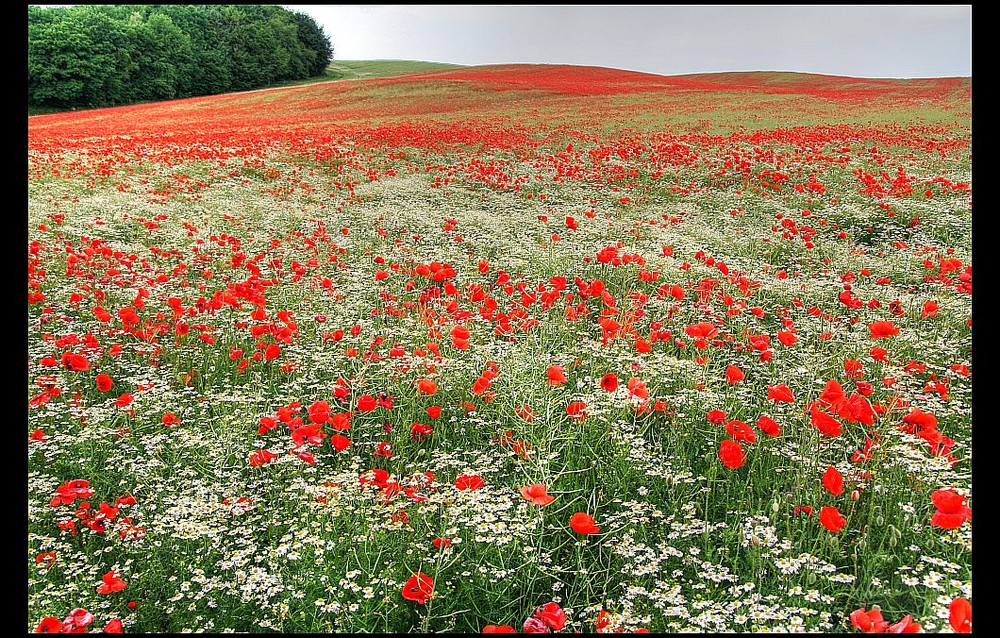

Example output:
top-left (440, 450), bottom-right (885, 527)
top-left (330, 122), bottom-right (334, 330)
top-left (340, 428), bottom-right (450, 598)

top-left (284, 4), bottom-right (972, 79)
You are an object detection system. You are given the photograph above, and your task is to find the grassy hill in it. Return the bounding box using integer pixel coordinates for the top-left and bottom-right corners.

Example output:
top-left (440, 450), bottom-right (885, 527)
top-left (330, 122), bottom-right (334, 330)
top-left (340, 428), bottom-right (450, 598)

top-left (324, 59), bottom-right (466, 81)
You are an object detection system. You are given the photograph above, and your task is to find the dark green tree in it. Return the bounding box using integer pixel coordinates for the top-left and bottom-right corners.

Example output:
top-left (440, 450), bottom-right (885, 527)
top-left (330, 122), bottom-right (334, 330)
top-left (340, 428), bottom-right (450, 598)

top-left (28, 4), bottom-right (335, 110)
top-left (292, 10), bottom-right (333, 76)
top-left (154, 5), bottom-right (232, 97)
top-left (127, 11), bottom-right (193, 101)
top-left (28, 8), bottom-right (99, 107)
top-left (72, 6), bottom-right (138, 105)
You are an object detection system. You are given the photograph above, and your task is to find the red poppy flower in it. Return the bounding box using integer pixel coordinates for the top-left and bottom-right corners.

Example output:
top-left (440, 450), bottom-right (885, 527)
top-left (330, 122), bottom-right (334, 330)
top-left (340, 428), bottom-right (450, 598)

top-left (725, 365), bottom-right (745, 385)
top-left (930, 489), bottom-right (971, 529)
top-left (95, 373), bottom-right (113, 392)
top-left (595, 610), bottom-right (612, 632)
top-left (685, 322), bottom-right (719, 339)
top-left (50, 479), bottom-right (95, 507)
top-left (850, 607), bottom-right (888, 633)
top-left (292, 422), bottom-right (326, 448)
top-left (901, 407), bottom-right (937, 433)
top-left (264, 343), bottom-right (281, 361)
top-left (327, 412), bottom-right (351, 431)
top-left (520, 483), bottom-right (556, 506)
top-left (432, 537), bottom-right (452, 550)
top-left (533, 601), bottom-right (567, 631)
top-left (483, 625), bottom-right (517, 633)
top-left (767, 384), bottom-right (795, 403)
top-left (308, 400), bottom-right (331, 424)
top-left (401, 572), bottom-right (434, 604)
top-left (822, 466), bottom-right (844, 496)
top-left (35, 617), bottom-right (63, 633)
top-left (455, 474), bottom-right (485, 490)
top-left (410, 422), bottom-right (432, 441)
top-left (949, 597), bottom-right (971, 633)
top-left (569, 512), bottom-right (600, 534)
top-left (471, 376), bottom-right (492, 395)
top-left (777, 330), bottom-right (797, 346)
top-left (161, 412), bottom-right (180, 427)
top-left (377, 393), bottom-right (395, 410)
top-left (626, 377), bottom-right (649, 399)
top-left (707, 409), bottom-right (728, 424)
top-left (756, 415), bottom-right (780, 437)
top-left (566, 401), bottom-right (588, 421)
top-left (810, 405), bottom-right (842, 437)
top-left (888, 615), bottom-right (921, 633)
top-left (869, 321), bottom-right (900, 338)
top-left (249, 449), bottom-right (279, 467)
top-left (844, 359), bottom-right (863, 379)
top-left (63, 608), bottom-right (94, 631)
top-left (921, 300), bottom-right (939, 318)
top-left (91, 305), bottom-right (113, 322)
top-left (718, 439), bottom-right (745, 469)
top-left (417, 378), bottom-right (438, 395)
top-left (726, 420), bottom-right (756, 444)
top-left (523, 618), bottom-right (549, 634)
top-left (62, 351), bottom-right (90, 371)
top-left (840, 393), bottom-right (875, 426)
top-left (547, 365), bottom-right (568, 385)
top-left (450, 324), bottom-right (471, 350)
top-left (819, 505), bottom-right (846, 533)
top-left (516, 405), bottom-right (535, 421)
top-left (330, 434), bottom-right (351, 452)
top-left (600, 373), bottom-right (619, 392)
top-left (870, 346), bottom-right (888, 362)
top-left (35, 551), bottom-right (56, 569)
top-left (426, 405), bottom-right (442, 419)
top-left (97, 570), bottom-right (128, 594)
top-left (356, 394), bottom-right (377, 412)
top-left (118, 306), bottom-right (139, 325)
top-left (103, 619), bottom-right (124, 633)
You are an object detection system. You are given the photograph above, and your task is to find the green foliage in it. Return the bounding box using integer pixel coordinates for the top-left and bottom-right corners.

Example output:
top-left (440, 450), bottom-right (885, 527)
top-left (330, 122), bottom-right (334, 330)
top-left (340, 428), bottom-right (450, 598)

top-left (292, 10), bottom-right (333, 77)
top-left (27, 4), bottom-right (335, 110)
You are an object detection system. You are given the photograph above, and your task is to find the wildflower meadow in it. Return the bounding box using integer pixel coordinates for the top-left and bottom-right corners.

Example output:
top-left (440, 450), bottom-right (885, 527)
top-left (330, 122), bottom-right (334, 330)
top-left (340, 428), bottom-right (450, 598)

top-left (27, 64), bottom-right (971, 633)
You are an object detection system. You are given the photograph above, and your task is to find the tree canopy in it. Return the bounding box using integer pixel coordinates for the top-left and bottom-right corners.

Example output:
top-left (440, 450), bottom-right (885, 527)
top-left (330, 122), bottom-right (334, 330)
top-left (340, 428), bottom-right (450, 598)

top-left (28, 5), bottom-right (334, 109)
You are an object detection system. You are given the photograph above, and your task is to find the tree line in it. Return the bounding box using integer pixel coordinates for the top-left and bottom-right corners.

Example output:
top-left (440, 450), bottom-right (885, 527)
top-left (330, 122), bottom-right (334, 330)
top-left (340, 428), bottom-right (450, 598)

top-left (28, 5), bottom-right (334, 110)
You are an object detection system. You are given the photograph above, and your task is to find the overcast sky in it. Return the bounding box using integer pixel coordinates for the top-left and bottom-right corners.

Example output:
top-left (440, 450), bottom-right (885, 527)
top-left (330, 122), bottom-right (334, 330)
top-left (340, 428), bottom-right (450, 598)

top-left (284, 5), bottom-right (972, 79)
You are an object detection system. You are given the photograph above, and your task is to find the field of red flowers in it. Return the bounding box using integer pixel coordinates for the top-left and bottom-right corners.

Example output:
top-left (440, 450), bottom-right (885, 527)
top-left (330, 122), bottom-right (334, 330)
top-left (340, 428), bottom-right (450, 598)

top-left (28, 64), bottom-right (971, 633)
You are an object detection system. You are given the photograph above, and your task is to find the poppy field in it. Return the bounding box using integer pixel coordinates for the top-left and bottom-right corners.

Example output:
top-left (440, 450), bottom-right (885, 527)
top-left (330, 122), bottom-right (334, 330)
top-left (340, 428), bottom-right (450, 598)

top-left (27, 65), bottom-right (972, 633)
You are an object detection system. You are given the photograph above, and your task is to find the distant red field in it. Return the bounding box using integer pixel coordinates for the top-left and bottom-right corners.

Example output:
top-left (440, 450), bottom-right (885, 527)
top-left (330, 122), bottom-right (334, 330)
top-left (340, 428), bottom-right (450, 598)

top-left (28, 64), bottom-right (970, 182)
